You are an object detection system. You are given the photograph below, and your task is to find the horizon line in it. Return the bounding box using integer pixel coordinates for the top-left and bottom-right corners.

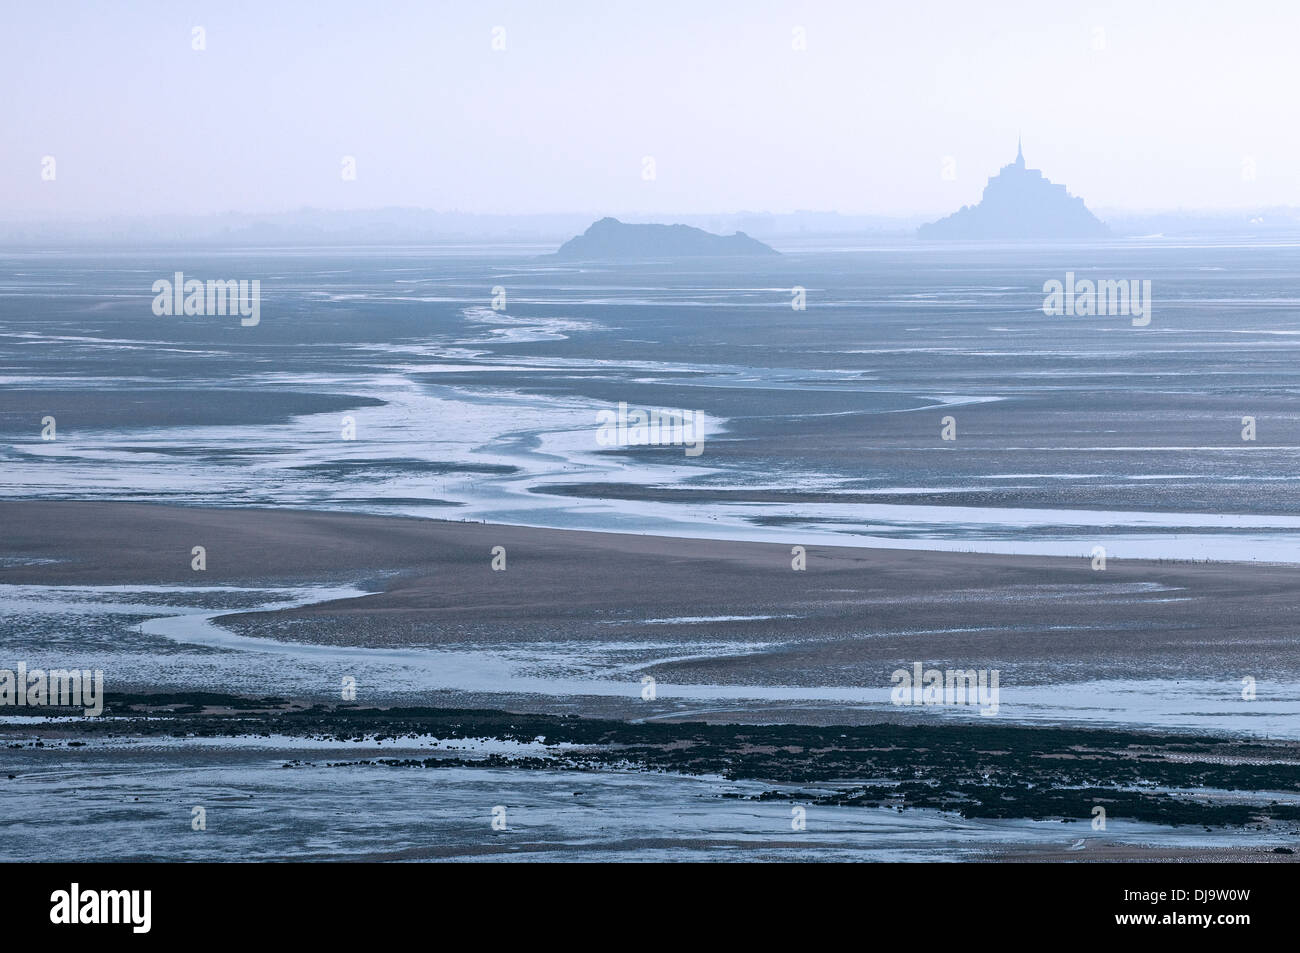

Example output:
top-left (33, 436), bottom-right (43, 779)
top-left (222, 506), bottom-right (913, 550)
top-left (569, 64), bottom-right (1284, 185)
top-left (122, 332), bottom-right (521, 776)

top-left (5, 203), bottom-right (1299, 227)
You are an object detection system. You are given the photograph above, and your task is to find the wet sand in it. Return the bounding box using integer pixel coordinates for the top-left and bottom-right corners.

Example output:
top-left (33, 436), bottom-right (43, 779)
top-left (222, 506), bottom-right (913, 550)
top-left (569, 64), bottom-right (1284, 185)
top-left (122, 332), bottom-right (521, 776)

top-left (3, 500), bottom-right (1299, 860)
top-left (3, 499), bottom-right (1298, 710)
top-left (3, 692), bottom-right (1297, 860)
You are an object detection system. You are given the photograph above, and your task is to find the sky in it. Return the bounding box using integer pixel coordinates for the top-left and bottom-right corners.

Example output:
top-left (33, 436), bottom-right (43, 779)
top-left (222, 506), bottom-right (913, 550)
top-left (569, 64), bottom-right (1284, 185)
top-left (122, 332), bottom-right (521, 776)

top-left (3, 0), bottom-right (1298, 220)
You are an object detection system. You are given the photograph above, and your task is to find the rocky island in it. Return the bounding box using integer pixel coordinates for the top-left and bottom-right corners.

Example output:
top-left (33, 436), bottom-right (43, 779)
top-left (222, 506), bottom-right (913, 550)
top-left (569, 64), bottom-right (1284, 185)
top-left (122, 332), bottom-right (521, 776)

top-left (552, 216), bottom-right (779, 259)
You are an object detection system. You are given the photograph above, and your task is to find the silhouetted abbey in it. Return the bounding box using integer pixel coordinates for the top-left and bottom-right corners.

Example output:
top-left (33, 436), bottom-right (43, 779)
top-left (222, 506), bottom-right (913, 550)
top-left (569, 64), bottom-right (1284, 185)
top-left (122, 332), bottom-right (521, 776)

top-left (919, 139), bottom-right (1109, 240)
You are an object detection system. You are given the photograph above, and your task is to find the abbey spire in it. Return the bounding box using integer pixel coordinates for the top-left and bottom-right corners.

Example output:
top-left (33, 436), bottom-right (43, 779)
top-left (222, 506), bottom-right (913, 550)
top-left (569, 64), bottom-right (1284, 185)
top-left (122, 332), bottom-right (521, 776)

top-left (918, 135), bottom-right (1109, 239)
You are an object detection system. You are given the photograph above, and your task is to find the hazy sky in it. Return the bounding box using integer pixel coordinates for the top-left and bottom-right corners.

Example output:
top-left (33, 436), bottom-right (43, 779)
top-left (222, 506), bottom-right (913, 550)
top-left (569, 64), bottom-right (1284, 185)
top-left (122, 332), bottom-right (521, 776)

top-left (4, 0), bottom-right (1297, 219)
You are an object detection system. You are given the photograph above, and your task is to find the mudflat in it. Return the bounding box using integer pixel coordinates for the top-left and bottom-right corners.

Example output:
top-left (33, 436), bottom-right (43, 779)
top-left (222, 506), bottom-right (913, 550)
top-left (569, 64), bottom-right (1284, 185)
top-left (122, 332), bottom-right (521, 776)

top-left (3, 500), bottom-right (1298, 859)
top-left (3, 499), bottom-right (1296, 707)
